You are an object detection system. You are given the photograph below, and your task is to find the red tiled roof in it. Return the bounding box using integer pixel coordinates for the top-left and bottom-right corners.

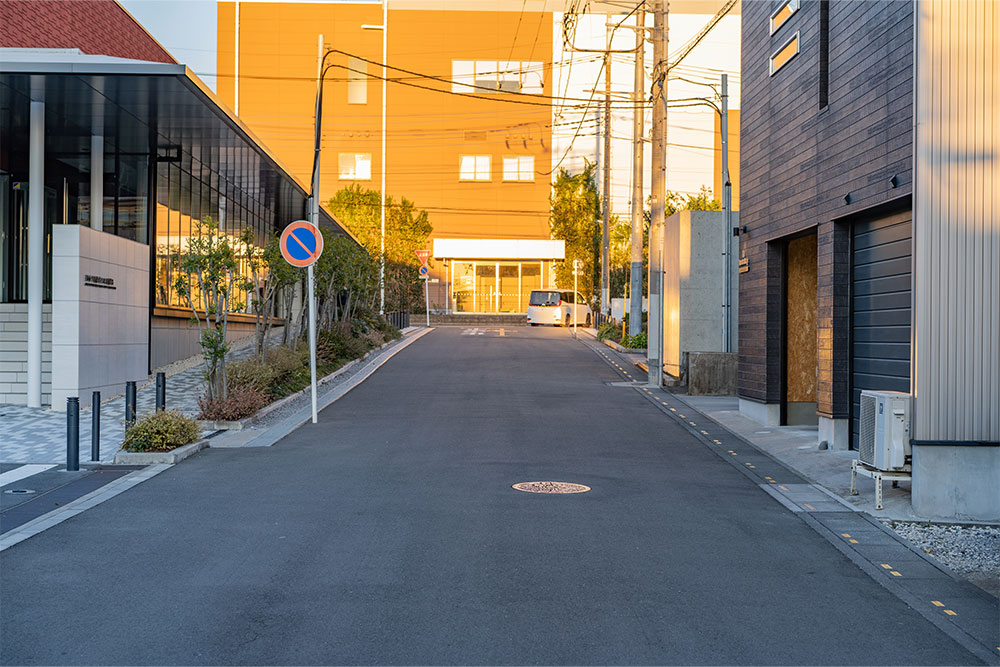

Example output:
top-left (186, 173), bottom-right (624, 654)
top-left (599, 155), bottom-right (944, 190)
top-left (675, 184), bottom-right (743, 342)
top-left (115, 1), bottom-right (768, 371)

top-left (0, 0), bottom-right (176, 64)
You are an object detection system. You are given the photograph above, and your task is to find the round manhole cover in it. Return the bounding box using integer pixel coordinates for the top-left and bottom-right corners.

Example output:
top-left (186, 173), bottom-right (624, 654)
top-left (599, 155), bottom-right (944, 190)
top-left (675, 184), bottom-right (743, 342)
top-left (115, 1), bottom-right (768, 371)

top-left (4, 489), bottom-right (36, 495)
top-left (512, 481), bottom-right (590, 494)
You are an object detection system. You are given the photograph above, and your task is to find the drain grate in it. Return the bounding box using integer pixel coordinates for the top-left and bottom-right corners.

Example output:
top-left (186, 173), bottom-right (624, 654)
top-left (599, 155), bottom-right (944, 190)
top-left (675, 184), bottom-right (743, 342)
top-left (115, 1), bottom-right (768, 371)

top-left (4, 489), bottom-right (36, 495)
top-left (512, 481), bottom-right (590, 494)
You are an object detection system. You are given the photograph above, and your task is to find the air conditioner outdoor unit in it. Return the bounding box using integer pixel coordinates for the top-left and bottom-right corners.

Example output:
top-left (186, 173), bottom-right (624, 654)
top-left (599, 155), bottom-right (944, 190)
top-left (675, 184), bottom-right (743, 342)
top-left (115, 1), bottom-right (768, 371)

top-left (858, 390), bottom-right (911, 471)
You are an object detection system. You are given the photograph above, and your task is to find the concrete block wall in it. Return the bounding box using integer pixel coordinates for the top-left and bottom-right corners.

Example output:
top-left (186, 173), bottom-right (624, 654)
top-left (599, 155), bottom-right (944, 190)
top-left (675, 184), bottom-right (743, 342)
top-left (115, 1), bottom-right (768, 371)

top-left (0, 304), bottom-right (52, 405)
top-left (50, 225), bottom-right (150, 411)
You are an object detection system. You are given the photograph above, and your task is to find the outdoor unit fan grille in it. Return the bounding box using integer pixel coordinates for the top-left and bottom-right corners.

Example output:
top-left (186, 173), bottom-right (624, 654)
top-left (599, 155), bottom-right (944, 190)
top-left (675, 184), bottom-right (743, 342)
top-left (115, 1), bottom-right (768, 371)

top-left (859, 393), bottom-right (877, 466)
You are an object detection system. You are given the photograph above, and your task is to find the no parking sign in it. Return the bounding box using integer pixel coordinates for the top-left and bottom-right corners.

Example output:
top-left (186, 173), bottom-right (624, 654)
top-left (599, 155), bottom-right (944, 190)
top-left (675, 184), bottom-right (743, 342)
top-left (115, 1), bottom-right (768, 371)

top-left (280, 220), bottom-right (323, 267)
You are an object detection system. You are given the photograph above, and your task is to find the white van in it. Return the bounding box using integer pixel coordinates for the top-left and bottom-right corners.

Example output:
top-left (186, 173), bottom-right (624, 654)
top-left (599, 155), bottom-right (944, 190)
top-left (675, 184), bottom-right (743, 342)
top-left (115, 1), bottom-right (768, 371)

top-left (526, 290), bottom-right (592, 327)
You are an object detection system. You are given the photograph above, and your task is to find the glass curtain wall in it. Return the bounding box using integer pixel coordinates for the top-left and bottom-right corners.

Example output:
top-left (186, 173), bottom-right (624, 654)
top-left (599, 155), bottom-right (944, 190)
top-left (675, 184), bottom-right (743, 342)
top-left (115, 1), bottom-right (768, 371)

top-left (449, 260), bottom-right (545, 313)
top-left (153, 145), bottom-right (274, 314)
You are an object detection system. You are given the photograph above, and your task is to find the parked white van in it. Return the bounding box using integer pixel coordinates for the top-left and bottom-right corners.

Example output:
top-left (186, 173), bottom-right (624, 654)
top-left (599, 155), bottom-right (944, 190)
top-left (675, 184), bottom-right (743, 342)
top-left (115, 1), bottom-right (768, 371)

top-left (526, 290), bottom-right (592, 327)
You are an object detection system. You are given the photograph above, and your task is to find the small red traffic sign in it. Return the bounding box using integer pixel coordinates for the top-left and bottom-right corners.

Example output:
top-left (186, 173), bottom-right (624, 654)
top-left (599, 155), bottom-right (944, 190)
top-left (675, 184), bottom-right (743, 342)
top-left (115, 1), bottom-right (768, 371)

top-left (415, 249), bottom-right (430, 266)
top-left (280, 221), bottom-right (323, 268)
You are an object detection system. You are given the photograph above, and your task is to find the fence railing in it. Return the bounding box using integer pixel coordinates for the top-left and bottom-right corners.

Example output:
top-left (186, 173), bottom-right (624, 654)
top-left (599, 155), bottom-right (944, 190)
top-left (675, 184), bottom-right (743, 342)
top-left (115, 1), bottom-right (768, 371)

top-left (385, 311), bottom-right (410, 330)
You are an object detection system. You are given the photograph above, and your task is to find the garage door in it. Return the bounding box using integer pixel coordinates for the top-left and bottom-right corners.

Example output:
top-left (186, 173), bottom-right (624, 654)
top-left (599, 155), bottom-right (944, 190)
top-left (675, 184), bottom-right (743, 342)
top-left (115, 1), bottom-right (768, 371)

top-left (851, 211), bottom-right (912, 449)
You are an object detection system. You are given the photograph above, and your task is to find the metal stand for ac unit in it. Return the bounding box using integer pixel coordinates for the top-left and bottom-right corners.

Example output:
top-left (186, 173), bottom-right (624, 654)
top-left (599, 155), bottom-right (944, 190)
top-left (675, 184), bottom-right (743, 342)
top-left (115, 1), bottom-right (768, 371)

top-left (850, 459), bottom-right (912, 510)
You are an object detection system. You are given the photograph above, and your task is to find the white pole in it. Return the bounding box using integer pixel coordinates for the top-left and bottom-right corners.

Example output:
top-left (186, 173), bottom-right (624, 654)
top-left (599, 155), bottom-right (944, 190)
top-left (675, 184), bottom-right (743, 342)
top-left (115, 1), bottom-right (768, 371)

top-left (629, 7), bottom-right (645, 337)
top-left (379, 0), bottom-right (387, 315)
top-left (573, 263), bottom-right (578, 339)
top-left (90, 81), bottom-right (104, 231)
top-left (27, 77), bottom-right (44, 408)
top-left (647, 0), bottom-right (668, 389)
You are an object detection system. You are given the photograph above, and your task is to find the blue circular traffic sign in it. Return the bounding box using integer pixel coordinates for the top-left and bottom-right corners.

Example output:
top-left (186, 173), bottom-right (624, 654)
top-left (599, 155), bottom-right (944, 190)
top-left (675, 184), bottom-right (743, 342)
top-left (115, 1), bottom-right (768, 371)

top-left (280, 221), bottom-right (323, 267)
top-left (418, 265), bottom-right (429, 276)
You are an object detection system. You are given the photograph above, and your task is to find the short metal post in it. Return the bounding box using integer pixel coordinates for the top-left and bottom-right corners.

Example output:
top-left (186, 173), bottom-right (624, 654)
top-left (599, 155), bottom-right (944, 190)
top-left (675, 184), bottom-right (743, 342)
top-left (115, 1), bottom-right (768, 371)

top-left (91, 391), bottom-right (101, 462)
top-left (155, 372), bottom-right (166, 412)
top-left (66, 397), bottom-right (79, 472)
top-left (125, 381), bottom-right (137, 430)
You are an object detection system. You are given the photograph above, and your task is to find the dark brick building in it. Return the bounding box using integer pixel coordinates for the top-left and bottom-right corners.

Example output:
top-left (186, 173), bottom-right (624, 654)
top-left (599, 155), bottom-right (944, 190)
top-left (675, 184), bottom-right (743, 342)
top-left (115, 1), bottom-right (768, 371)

top-left (737, 0), bottom-right (914, 449)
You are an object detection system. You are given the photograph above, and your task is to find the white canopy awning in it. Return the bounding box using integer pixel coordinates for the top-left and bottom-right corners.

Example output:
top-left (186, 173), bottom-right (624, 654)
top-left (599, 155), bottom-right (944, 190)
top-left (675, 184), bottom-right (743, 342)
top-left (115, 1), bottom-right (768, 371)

top-left (432, 238), bottom-right (565, 260)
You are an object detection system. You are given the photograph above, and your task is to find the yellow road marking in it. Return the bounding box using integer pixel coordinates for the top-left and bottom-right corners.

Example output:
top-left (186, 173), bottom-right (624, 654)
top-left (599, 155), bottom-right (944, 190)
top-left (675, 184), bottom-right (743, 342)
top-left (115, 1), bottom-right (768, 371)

top-left (803, 503), bottom-right (815, 510)
top-left (944, 610), bottom-right (957, 616)
top-left (778, 485), bottom-right (789, 491)
top-left (931, 601), bottom-right (944, 607)
top-left (700, 430), bottom-right (708, 434)
top-left (890, 571), bottom-right (902, 577)
top-left (841, 533), bottom-right (851, 538)
top-left (669, 407), bottom-right (677, 412)
top-left (768, 480), bottom-right (776, 483)
top-left (689, 421), bottom-right (697, 426)
top-left (713, 439), bottom-right (722, 444)
top-left (764, 476), bottom-right (773, 480)
top-left (678, 414), bottom-right (686, 418)
top-left (880, 563), bottom-right (892, 569)
top-left (848, 539), bottom-right (859, 544)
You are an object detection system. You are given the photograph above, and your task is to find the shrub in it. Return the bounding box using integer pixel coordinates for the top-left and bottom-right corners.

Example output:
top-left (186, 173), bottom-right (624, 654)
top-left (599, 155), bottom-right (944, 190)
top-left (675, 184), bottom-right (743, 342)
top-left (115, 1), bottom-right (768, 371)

top-left (597, 322), bottom-right (620, 342)
top-left (622, 331), bottom-right (647, 349)
top-left (197, 388), bottom-right (269, 421)
top-left (318, 326), bottom-right (367, 362)
top-left (122, 410), bottom-right (201, 452)
top-left (362, 329), bottom-right (385, 348)
top-left (265, 344), bottom-right (306, 378)
top-left (227, 358), bottom-right (279, 393)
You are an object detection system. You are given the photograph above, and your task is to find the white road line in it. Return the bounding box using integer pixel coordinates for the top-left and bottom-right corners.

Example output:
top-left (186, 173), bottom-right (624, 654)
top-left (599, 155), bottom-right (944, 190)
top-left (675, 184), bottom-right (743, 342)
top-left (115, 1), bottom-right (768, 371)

top-left (0, 464), bottom-right (56, 488)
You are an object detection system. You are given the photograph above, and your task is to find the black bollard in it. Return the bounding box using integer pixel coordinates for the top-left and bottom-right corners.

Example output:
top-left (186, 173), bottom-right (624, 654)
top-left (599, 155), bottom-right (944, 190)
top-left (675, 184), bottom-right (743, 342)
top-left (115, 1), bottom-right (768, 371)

top-left (125, 381), bottom-right (137, 430)
top-left (66, 397), bottom-right (80, 472)
top-left (155, 372), bottom-right (166, 412)
top-left (91, 391), bottom-right (101, 462)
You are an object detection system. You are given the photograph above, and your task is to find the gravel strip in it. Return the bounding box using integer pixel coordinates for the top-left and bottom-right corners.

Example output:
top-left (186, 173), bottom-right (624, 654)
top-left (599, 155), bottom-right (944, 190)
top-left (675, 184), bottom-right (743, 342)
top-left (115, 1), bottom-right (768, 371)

top-left (882, 520), bottom-right (1000, 598)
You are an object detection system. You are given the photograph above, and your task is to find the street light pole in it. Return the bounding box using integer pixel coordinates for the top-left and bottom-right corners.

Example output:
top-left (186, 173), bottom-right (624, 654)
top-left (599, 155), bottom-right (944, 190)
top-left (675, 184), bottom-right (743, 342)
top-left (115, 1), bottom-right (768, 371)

top-left (307, 33), bottom-right (326, 424)
top-left (363, 9), bottom-right (387, 315)
top-left (647, 0), bottom-right (668, 388)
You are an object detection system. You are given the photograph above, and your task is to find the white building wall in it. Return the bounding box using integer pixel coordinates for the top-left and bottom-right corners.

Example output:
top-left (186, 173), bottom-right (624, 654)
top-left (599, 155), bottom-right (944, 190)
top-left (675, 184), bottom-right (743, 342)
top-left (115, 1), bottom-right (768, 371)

top-left (913, 0), bottom-right (1000, 443)
top-left (50, 225), bottom-right (150, 411)
top-left (0, 304), bottom-right (51, 405)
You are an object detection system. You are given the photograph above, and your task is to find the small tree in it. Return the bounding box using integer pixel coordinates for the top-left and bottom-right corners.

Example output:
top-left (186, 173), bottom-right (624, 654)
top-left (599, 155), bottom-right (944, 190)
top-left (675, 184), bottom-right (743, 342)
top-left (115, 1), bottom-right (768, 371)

top-left (326, 184), bottom-right (432, 312)
top-left (315, 232), bottom-right (377, 328)
top-left (550, 161), bottom-right (600, 305)
top-left (241, 230), bottom-right (299, 360)
top-left (173, 218), bottom-right (250, 401)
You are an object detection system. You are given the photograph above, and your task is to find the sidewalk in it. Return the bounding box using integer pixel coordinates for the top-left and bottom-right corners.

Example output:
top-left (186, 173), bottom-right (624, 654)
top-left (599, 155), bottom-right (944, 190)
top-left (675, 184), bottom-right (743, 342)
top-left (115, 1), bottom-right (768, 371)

top-left (0, 333), bottom-right (270, 464)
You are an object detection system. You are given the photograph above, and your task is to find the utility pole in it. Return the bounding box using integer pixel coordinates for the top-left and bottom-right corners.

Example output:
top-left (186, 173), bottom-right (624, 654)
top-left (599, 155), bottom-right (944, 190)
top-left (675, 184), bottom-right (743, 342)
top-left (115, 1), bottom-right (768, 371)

top-left (629, 7), bottom-right (645, 336)
top-left (600, 22), bottom-right (612, 318)
top-left (647, 0), bottom-right (667, 388)
top-left (720, 73), bottom-right (732, 353)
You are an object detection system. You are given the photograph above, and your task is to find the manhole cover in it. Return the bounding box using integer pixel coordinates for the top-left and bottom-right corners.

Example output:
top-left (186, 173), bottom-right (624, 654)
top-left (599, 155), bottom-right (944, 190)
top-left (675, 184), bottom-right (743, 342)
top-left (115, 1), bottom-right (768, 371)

top-left (4, 489), bottom-right (36, 495)
top-left (512, 481), bottom-right (590, 494)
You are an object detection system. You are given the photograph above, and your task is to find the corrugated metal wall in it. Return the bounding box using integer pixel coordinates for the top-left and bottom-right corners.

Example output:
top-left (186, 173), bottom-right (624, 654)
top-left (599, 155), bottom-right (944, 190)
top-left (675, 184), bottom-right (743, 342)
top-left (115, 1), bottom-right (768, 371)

top-left (913, 0), bottom-right (1000, 442)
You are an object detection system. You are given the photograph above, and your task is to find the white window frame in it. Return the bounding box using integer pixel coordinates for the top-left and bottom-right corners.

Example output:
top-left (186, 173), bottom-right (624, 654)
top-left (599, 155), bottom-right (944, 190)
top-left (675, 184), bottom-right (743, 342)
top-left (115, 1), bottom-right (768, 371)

top-left (339, 153), bottom-right (372, 180)
top-left (769, 31), bottom-right (800, 76)
top-left (459, 155), bottom-right (491, 181)
top-left (348, 57), bottom-right (367, 104)
top-left (770, 0), bottom-right (800, 35)
top-left (451, 60), bottom-right (544, 95)
top-left (502, 156), bottom-right (534, 182)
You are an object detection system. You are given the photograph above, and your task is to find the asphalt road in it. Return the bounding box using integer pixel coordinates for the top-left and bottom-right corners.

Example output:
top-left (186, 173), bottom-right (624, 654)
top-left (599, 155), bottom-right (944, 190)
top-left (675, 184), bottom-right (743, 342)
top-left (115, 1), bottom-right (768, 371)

top-left (0, 327), bottom-right (986, 665)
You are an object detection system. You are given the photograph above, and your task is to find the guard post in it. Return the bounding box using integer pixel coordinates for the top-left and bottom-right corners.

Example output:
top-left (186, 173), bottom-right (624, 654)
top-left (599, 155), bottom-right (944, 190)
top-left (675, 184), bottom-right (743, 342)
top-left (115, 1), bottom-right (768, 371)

top-left (91, 390), bottom-right (101, 461)
top-left (66, 397), bottom-right (79, 472)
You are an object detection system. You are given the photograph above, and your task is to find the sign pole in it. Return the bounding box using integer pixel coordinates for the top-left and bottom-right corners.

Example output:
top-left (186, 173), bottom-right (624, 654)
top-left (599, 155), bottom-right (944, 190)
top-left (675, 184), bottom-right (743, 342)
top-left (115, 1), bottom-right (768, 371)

top-left (307, 263), bottom-right (317, 423)
top-left (424, 275), bottom-right (430, 327)
top-left (573, 259), bottom-right (579, 339)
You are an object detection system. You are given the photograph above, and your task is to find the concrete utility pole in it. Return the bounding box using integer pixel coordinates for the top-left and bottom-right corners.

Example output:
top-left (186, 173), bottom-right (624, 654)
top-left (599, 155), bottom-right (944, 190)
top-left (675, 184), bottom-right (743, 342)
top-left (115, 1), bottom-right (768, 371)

top-left (720, 73), bottom-right (733, 353)
top-left (600, 22), bottom-right (612, 317)
top-left (629, 7), bottom-right (645, 336)
top-left (647, 0), bottom-right (667, 388)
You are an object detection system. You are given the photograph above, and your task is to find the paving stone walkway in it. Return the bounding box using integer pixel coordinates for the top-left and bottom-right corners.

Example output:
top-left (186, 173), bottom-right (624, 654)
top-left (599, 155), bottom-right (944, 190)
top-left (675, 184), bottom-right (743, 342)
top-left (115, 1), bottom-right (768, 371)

top-left (0, 339), bottom-right (267, 465)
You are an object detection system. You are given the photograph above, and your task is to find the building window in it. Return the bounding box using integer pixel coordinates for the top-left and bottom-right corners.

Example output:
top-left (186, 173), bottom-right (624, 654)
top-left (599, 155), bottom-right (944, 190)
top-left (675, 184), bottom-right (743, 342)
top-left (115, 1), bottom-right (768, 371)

top-left (770, 32), bottom-right (799, 76)
top-left (503, 156), bottom-right (534, 182)
top-left (459, 155), bottom-right (491, 181)
top-left (451, 60), bottom-right (544, 95)
top-left (348, 57), bottom-right (367, 104)
top-left (339, 153), bottom-right (372, 180)
top-left (770, 0), bottom-right (800, 34)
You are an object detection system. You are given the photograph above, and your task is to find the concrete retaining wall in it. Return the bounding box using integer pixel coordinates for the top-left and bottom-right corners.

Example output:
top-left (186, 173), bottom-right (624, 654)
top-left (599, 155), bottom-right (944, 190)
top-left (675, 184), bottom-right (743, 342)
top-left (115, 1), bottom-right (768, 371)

top-left (687, 352), bottom-right (737, 396)
top-left (0, 304), bottom-right (51, 405)
top-left (912, 444), bottom-right (1000, 521)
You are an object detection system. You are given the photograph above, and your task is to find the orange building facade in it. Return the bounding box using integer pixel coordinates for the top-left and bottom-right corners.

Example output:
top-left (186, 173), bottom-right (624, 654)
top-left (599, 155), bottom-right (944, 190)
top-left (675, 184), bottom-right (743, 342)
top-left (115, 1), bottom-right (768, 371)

top-left (217, 1), bottom-right (563, 313)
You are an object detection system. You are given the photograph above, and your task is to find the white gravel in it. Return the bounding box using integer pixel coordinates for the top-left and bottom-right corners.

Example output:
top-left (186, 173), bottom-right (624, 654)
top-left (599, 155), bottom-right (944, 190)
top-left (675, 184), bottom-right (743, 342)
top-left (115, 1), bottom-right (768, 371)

top-left (882, 520), bottom-right (1000, 598)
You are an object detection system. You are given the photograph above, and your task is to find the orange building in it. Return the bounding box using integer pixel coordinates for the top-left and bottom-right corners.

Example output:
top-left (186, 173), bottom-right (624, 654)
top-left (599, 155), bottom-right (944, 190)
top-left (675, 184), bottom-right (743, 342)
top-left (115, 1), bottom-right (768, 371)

top-left (217, 1), bottom-right (564, 313)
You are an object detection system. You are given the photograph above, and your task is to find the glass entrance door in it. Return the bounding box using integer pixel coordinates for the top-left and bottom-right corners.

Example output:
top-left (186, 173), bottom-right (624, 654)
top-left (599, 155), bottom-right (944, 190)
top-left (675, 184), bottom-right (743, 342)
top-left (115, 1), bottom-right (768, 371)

top-left (450, 260), bottom-right (547, 314)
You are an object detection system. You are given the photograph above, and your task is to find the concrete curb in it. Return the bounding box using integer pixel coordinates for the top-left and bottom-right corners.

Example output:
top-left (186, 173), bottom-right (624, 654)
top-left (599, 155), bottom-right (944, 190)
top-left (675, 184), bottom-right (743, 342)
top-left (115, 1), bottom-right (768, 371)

top-left (601, 338), bottom-right (646, 354)
top-left (113, 439), bottom-right (208, 465)
top-left (0, 464), bottom-right (172, 552)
